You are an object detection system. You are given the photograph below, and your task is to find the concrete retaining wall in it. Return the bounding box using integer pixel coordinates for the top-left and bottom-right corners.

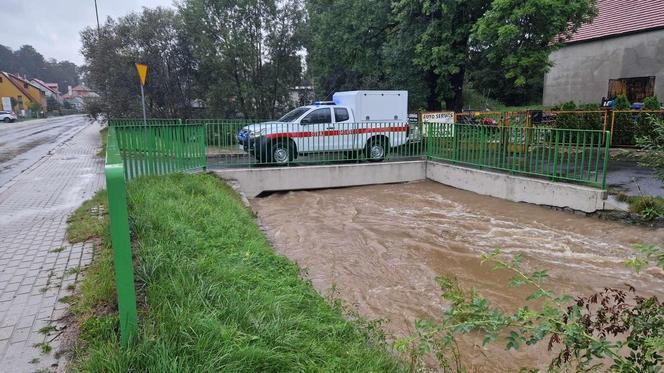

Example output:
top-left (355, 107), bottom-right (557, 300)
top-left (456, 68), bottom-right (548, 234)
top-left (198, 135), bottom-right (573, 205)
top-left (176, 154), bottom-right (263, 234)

top-left (214, 160), bottom-right (608, 212)
top-left (214, 161), bottom-right (426, 198)
top-left (426, 162), bottom-right (607, 213)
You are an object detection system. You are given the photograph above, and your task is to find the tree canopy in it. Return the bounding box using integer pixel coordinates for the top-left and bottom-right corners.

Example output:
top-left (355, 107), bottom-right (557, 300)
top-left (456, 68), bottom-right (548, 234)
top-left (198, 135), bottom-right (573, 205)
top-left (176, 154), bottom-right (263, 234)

top-left (0, 44), bottom-right (80, 94)
top-left (80, 0), bottom-right (598, 117)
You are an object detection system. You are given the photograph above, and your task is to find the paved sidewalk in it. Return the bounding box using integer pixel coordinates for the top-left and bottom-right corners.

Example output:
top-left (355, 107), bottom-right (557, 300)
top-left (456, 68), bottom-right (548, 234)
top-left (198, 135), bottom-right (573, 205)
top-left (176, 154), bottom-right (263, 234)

top-left (0, 122), bottom-right (104, 372)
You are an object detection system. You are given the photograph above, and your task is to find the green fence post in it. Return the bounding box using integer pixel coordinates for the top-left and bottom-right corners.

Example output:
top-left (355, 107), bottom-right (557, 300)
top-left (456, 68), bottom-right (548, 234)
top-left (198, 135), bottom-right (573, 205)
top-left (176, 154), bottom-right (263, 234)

top-left (105, 128), bottom-right (138, 347)
top-left (601, 131), bottom-right (611, 190)
top-left (551, 130), bottom-right (560, 182)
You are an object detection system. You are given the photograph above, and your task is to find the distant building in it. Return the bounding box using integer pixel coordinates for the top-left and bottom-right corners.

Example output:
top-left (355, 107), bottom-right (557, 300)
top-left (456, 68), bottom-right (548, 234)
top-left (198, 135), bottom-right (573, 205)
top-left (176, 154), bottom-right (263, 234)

top-left (31, 78), bottom-right (62, 105)
top-left (543, 0), bottom-right (664, 106)
top-left (289, 84), bottom-right (315, 107)
top-left (63, 84), bottom-right (99, 111)
top-left (0, 72), bottom-right (47, 115)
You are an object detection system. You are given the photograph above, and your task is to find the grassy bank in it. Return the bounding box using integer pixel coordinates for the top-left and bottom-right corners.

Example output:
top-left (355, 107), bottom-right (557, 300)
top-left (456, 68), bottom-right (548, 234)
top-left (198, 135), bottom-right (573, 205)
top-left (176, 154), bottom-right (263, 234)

top-left (71, 173), bottom-right (403, 372)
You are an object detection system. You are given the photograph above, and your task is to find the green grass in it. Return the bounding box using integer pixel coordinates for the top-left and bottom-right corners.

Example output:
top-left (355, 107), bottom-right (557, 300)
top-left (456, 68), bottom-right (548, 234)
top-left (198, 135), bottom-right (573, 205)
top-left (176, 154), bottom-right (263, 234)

top-left (627, 195), bottom-right (664, 220)
top-left (71, 173), bottom-right (404, 372)
top-left (66, 190), bottom-right (107, 243)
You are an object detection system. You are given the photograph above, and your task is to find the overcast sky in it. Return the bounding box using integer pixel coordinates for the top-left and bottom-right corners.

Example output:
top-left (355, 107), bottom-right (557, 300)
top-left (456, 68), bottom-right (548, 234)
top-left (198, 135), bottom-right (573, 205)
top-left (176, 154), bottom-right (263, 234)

top-left (1, 0), bottom-right (175, 65)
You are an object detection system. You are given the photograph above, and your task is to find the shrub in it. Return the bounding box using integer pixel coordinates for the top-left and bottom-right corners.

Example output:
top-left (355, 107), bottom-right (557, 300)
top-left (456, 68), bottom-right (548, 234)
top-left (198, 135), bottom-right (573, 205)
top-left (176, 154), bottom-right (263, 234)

top-left (628, 196), bottom-right (664, 220)
top-left (612, 95), bottom-right (635, 145)
top-left (637, 116), bottom-right (664, 181)
top-left (636, 96), bottom-right (662, 139)
top-left (579, 103), bottom-right (603, 130)
top-left (403, 248), bottom-right (664, 372)
top-left (554, 101), bottom-right (580, 129)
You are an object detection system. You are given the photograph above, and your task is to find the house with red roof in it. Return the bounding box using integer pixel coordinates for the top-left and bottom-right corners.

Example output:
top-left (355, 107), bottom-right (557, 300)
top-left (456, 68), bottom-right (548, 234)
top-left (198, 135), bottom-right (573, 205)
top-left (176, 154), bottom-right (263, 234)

top-left (30, 78), bottom-right (63, 105)
top-left (543, 0), bottom-right (664, 106)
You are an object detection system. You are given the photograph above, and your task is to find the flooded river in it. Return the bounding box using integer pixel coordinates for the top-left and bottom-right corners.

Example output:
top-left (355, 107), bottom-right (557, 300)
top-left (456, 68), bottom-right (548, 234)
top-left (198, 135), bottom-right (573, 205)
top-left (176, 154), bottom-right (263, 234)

top-left (251, 181), bottom-right (664, 371)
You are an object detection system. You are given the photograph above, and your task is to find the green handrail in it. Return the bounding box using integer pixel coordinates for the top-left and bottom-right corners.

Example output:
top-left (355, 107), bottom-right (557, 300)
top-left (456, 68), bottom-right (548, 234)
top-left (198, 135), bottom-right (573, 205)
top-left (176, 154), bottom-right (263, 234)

top-left (104, 127), bottom-right (138, 346)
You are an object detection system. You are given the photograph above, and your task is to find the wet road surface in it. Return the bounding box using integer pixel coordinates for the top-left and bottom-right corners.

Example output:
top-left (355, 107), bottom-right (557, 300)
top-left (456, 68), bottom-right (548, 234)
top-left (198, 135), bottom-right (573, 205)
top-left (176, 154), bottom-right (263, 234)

top-left (251, 181), bottom-right (664, 371)
top-left (0, 115), bottom-right (91, 188)
top-left (606, 159), bottom-right (664, 196)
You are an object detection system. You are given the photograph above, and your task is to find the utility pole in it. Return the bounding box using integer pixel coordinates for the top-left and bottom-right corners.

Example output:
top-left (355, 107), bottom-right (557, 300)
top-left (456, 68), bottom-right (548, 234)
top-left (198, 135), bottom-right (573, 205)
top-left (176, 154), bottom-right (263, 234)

top-left (94, 0), bottom-right (101, 34)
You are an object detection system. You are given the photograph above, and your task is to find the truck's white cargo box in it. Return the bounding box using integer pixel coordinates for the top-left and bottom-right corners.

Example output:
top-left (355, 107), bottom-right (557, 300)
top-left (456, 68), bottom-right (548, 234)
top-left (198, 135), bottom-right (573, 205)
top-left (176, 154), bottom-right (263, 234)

top-left (332, 90), bottom-right (408, 122)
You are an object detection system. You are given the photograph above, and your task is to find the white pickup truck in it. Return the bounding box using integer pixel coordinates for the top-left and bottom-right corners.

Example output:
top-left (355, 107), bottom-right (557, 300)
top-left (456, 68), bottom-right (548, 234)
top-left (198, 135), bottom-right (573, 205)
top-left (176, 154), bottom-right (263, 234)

top-left (237, 90), bottom-right (411, 163)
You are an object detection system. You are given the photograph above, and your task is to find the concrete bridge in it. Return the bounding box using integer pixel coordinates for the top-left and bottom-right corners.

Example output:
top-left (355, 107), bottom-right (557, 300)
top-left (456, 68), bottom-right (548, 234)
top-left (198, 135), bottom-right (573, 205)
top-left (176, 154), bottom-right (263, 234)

top-left (214, 160), bottom-right (613, 213)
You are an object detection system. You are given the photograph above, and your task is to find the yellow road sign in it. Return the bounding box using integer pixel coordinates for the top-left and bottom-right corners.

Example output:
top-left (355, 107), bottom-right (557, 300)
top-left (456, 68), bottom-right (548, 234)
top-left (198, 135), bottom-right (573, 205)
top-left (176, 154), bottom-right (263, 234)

top-left (135, 63), bottom-right (148, 86)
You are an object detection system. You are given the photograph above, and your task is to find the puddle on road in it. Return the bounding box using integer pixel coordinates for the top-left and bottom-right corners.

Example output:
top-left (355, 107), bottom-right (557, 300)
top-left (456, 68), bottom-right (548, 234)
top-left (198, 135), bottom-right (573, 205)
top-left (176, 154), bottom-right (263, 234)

top-left (251, 180), bottom-right (664, 371)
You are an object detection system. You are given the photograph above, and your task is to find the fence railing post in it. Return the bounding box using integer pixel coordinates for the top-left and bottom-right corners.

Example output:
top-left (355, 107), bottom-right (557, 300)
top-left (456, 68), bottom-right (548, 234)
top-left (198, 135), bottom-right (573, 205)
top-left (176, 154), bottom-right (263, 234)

top-left (105, 127), bottom-right (138, 346)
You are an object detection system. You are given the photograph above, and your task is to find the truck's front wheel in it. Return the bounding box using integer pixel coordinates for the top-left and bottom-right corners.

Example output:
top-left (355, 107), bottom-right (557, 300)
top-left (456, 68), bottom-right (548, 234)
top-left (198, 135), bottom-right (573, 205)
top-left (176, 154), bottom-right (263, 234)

top-left (268, 140), bottom-right (295, 164)
top-left (365, 137), bottom-right (388, 162)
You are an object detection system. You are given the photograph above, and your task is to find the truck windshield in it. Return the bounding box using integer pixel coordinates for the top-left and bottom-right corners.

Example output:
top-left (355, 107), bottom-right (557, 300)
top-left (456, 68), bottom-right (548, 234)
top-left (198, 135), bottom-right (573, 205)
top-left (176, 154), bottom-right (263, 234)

top-left (277, 107), bottom-right (309, 122)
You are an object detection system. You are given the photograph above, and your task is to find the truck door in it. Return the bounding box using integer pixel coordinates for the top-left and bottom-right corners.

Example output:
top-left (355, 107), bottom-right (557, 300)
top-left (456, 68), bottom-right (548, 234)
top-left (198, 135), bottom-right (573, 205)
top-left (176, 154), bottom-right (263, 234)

top-left (297, 107), bottom-right (335, 152)
top-left (333, 107), bottom-right (354, 150)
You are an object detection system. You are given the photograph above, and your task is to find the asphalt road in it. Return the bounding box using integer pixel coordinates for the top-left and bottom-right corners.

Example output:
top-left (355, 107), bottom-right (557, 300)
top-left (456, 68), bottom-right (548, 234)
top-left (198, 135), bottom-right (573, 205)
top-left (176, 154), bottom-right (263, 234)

top-left (0, 115), bottom-right (93, 188)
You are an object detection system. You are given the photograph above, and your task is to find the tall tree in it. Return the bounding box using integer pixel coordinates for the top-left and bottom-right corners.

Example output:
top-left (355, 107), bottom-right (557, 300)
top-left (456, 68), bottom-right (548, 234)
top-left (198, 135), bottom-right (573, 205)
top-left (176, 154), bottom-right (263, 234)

top-left (81, 8), bottom-right (197, 118)
top-left (471, 0), bottom-right (598, 106)
top-left (180, 0), bottom-right (306, 118)
top-left (306, 0), bottom-right (598, 111)
top-left (305, 0), bottom-right (393, 99)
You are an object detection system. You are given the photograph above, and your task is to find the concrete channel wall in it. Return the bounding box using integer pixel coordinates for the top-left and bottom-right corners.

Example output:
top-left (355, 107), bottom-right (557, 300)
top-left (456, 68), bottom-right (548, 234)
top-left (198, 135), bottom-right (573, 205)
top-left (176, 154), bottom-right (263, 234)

top-left (214, 160), bottom-right (609, 212)
top-left (215, 161), bottom-right (427, 198)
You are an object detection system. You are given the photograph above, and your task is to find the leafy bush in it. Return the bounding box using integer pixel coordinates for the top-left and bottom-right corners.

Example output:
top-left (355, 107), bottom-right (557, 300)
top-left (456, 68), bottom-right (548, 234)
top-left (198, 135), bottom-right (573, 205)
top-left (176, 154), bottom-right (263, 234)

top-left (613, 95), bottom-right (635, 145)
top-left (636, 96), bottom-right (662, 139)
top-left (579, 103), bottom-right (603, 130)
top-left (553, 101), bottom-right (580, 129)
top-left (628, 196), bottom-right (664, 220)
top-left (637, 116), bottom-right (664, 181)
top-left (403, 248), bottom-right (664, 372)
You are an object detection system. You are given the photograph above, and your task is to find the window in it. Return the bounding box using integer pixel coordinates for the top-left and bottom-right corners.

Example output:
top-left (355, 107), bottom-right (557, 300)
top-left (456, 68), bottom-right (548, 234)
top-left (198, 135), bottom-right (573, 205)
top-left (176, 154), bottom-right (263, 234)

top-left (608, 77), bottom-right (655, 103)
top-left (334, 108), bottom-right (349, 122)
top-left (278, 107), bottom-right (309, 122)
top-left (23, 83), bottom-right (28, 89)
top-left (301, 108), bottom-right (331, 124)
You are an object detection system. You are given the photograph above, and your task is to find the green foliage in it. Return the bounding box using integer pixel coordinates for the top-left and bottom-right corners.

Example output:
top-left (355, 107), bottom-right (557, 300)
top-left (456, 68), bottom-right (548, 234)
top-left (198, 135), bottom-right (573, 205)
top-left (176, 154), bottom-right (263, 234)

top-left (644, 96), bottom-right (661, 110)
top-left (404, 248), bottom-right (664, 372)
top-left (636, 97), bottom-right (662, 139)
top-left (613, 95), bottom-right (636, 145)
top-left (637, 116), bottom-right (664, 180)
top-left (307, 0), bottom-right (598, 111)
top-left (553, 101), bottom-right (580, 129)
top-left (180, 0), bottom-right (305, 118)
top-left (81, 7), bottom-right (198, 118)
top-left (627, 196), bottom-right (664, 221)
top-left (470, 0), bottom-right (597, 106)
top-left (72, 174), bottom-right (404, 371)
top-left (66, 190), bottom-right (107, 243)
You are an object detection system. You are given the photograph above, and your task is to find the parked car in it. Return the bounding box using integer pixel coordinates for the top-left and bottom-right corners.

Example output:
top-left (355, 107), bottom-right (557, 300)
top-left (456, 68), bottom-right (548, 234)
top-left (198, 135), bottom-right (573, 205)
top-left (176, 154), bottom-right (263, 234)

top-left (0, 111), bottom-right (17, 123)
top-left (238, 90), bottom-right (412, 163)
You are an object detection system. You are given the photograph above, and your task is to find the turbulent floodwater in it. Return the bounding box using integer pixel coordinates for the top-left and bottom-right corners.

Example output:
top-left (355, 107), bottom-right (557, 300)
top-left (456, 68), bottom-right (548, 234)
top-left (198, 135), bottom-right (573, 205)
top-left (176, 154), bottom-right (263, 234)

top-left (250, 181), bottom-right (664, 371)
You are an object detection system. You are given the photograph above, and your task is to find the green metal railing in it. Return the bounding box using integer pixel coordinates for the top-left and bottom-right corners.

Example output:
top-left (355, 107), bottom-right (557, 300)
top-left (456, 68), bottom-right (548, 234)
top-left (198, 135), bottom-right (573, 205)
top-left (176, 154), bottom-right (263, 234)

top-left (109, 120), bottom-right (207, 179)
top-left (104, 121), bottom-right (207, 345)
top-left (427, 123), bottom-right (611, 189)
top-left (197, 119), bottom-right (426, 167)
top-left (104, 127), bottom-right (138, 346)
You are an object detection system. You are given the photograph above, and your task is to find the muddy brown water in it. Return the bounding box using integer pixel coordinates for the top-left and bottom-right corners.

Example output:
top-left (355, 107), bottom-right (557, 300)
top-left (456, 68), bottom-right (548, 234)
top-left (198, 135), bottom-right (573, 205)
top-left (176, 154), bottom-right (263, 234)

top-left (250, 180), bottom-right (664, 372)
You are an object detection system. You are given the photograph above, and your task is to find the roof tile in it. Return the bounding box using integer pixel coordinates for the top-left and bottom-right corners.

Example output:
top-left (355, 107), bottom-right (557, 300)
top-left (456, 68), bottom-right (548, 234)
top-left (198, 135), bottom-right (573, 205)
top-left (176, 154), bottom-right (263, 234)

top-left (567, 0), bottom-right (664, 43)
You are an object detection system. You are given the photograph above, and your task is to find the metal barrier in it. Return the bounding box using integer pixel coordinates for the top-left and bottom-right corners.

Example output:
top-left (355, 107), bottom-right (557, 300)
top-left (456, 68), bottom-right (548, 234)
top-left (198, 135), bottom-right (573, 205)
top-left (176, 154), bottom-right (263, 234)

top-left (427, 123), bottom-right (611, 189)
top-left (104, 121), bottom-right (207, 345)
top-left (110, 120), bottom-right (207, 179)
top-left (104, 127), bottom-right (138, 346)
top-left (198, 120), bottom-right (426, 167)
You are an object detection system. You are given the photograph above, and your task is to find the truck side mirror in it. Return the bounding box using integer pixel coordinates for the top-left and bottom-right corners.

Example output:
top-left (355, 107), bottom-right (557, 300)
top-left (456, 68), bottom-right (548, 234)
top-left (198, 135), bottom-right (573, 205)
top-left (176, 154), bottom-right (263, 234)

top-left (300, 117), bottom-right (311, 124)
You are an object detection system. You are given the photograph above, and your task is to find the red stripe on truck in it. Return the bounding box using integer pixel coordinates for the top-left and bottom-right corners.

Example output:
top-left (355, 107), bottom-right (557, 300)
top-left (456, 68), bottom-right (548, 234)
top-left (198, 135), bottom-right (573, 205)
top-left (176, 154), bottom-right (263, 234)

top-left (265, 126), bottom-right (409, 140)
